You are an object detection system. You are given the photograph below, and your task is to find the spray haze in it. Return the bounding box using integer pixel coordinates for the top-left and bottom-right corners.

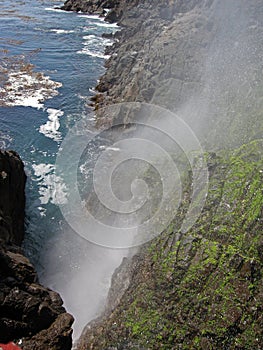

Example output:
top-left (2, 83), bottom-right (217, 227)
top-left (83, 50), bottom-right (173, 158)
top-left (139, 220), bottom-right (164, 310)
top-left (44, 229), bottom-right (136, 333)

top-left (175, 0), bottom-right (263, 147)
top-left (40, 0), bottom-right (262, 343)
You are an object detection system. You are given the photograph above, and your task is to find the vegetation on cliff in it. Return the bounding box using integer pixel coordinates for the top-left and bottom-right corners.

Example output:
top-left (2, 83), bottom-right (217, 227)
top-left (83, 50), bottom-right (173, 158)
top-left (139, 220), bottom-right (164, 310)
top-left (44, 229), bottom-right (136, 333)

top-left (58, 0), bottom-right (263, 348)
top-left (77, 139), bottom-right (262, 349)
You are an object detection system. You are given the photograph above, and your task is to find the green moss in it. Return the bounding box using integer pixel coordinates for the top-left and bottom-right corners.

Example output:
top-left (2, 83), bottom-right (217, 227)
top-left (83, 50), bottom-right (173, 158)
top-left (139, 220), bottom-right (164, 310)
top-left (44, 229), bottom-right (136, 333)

top-left (83, 140), bottom-right (263, 350)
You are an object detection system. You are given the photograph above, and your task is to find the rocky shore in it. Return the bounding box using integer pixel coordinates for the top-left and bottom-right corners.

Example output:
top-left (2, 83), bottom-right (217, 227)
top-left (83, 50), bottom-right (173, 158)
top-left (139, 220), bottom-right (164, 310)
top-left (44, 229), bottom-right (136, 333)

top-left (63, 0), bottom-right (262, 147)
top-left (61, 0), bottom-right (263, 349)
top-left (0, 150), bottom-right (73, 349)
top-left (1, 0), bottom-right (262, 348)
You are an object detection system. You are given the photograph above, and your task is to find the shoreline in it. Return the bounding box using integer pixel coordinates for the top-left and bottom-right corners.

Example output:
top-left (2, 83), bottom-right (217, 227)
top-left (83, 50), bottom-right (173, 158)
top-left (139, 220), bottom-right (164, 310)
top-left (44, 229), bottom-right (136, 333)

top-left (1, 0), bottom-right (262, 348)
top-left (60, 1), bottom-right (263, 349)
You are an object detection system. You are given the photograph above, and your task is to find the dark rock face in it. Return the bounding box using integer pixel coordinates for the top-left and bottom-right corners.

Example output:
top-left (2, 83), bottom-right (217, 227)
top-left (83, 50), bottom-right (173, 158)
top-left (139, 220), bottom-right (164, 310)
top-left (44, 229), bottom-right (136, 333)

top-left (0, 151), bottom-right (73, 349)
top-left (61, 0), bottom-right (140, 22)
top-left (0, 151), bottom-right (26, 246)
top-left (62, 0), bottom-right (263, 349)
top-left (64, 0), bottom-right (263, 148)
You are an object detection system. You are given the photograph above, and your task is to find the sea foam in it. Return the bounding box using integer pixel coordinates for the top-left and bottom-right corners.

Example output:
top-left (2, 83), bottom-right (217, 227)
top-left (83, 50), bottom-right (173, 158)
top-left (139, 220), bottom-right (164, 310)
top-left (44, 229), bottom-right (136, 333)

top-left (0, 68), bottom-right (62, 109)
top-left (32, 163), bottom-right (68, 205)
top-left (39, 108), bottom-right (64, 142)
top-left (50, 28), bottom-right (75, 34)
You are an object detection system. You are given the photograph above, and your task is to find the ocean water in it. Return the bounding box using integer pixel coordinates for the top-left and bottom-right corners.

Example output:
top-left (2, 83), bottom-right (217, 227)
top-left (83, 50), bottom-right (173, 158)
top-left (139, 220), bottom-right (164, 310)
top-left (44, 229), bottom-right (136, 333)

top-left (0, 0), bottom-right (124, 340)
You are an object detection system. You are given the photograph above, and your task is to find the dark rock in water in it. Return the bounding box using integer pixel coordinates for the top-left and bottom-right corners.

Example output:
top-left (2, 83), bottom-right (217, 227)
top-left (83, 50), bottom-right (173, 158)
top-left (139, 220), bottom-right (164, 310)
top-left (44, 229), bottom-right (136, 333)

top-left (0, 151), bottom-right (73, 349)
top-left (0, 151), bottom-right (26, 246)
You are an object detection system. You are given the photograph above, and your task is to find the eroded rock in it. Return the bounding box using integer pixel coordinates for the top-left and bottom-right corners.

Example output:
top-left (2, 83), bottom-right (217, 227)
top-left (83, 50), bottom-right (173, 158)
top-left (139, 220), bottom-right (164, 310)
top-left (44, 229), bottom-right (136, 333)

top-left (0, 151), bottom-right (73, 349)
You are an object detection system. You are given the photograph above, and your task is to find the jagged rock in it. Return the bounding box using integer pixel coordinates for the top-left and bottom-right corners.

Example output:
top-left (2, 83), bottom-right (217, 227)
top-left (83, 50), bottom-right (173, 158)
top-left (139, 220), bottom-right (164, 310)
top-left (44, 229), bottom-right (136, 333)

top-left (0, 151), bottom-right (26, 246)
top-left (61, 0), bottom-right (263, 349)
top-left (76, 141), bottom-right (263, 350)
top-left (21, 313), bottom-right (73, 350)
top-left (0, 151), bottom-right (73, 349)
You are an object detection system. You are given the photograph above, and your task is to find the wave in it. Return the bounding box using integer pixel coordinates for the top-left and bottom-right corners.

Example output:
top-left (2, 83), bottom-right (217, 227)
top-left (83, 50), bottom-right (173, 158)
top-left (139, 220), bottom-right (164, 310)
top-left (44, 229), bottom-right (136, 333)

top-left (44, 7), bottom-right (72, 13)
top-left (78, 34), bottom-right (113, 59)
top-left (0, 64), bottom-right (62, 109)
top-left (32, 163), bottom-right (67, 205)
top-left (83, 34), bottom-right (96, 40)
top-left (78, 14), bottom-right (120, 29)
top-left (50, 29), bottom-right (75, 34)
top-left (83, 35), bottom-right (113, 46)
top-left (39, 108), bottom-right (64, 142)
top-left (95, 22), bottom-right (119, 28)
top-left (77, 48), bottom-right (110, 59)
top-left (78, 14), bottom-right (105, 21)
top-left (88, 87), bottom-right (97, 94)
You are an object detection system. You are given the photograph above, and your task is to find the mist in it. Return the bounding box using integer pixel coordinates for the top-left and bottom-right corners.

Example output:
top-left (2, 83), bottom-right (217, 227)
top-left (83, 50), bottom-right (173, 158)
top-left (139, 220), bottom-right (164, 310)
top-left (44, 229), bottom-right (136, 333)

top-left (174, 0), bottom-right (263, 148)
top-left (39, 0), bottom-right (262, 343)
top-left (40, 226), bottom-right (129, 340)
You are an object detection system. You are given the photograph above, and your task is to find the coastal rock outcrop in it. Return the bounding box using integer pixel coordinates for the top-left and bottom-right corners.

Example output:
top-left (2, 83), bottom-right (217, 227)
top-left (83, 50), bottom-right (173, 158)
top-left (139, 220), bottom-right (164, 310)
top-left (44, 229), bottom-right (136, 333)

top-left (62, 0), bottom-right (263, 349)
top-left (63, 0), bottom-right (263, 148)
top-left (0, 151), bottom-right (73, 349)
top-left (77, 140), bottom-right (263, 350)
top-left (0, 151), bottom-right (26, 246)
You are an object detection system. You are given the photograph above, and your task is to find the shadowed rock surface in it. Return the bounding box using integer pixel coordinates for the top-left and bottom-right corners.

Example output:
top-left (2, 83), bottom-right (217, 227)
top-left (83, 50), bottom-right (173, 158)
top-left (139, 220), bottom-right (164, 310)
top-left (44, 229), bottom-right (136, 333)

top-left (77, 141), bottom-right (263, 349)
top-left (0, 150), bottom-right (73, 350)
top-left (63, 0), bottom-right (263, 148)
top-left (62, 0), bottom-right (263, 349)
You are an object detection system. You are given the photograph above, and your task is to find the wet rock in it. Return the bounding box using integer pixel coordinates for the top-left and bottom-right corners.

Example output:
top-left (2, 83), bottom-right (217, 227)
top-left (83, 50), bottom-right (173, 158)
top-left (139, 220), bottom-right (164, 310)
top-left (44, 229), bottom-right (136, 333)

top-left (0, 151), bottom-right (26, 245)
top-left (62, 0), bottom-right (263, 348)
top-left (21, 313), bottom-right (74, 350)
top-left (0, 151), bottom-right (73, 349)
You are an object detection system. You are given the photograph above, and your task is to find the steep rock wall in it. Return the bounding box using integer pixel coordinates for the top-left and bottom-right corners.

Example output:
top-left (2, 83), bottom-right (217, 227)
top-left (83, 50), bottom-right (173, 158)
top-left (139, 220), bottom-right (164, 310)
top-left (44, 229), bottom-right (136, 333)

top-left (0, 150), bottom-right (74, 350)
top-left (61, 0), bottom-right (263, 349)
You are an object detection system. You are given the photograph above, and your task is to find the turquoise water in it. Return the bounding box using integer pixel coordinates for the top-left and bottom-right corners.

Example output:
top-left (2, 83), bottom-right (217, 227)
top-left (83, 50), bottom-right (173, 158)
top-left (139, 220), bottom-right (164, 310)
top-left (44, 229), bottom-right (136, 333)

top-left (0, 0), bottom-right (122, 339)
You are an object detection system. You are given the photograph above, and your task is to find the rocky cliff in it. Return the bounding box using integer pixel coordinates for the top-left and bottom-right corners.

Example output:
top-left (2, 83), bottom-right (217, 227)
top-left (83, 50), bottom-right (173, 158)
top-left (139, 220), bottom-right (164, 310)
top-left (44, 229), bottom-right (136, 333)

top-left (77, 141), bottom-right (263, 349)
top-left (62, 0), bottom-right (263, 349)
top-left (0, 150), bottom-right (73, 349)
top-left (63, 0), bottom-right (263, 148)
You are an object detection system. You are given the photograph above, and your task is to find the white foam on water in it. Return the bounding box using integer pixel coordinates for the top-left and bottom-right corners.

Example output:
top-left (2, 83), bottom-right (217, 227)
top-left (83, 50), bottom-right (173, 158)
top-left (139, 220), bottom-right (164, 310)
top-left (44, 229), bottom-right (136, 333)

top-left (50, 29), bottom-right (75, 34)
top-left (78, 34), bottom-right (113, 59)
top-left (88, 87), bottom-right (96, 94)
top-left (45, 7), bottom-right (72, 13)
top-left (104, 8), bottom-right (111, 14)
top-left (32, 163), bottom-right (68, 205)
top-left (95, 22), bottom-right (119, 28)
top-left (0, 132), bottom-right (13, 149)
top-left (78, 14), bottom-right (105, 21)
top-left (83, 35), bottom-right (113, 46)
top-left (38, 206), bottom-right (47, 217)
top-left (0, 69), bottom-right (62, 109)
top-left (83, 34), bottom-right (96, 41)
top-left (39, 108), bottom-right (64, 142)
top-left (77, 48), bottom-right (110, 59)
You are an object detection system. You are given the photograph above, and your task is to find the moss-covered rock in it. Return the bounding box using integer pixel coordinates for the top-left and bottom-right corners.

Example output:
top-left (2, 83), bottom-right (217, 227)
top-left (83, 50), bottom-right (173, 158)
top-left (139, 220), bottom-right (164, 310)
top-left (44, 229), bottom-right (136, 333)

top-left (77, 139), bottom-right (263, 349)
top-left (62, 1), bottom-right (263, 348)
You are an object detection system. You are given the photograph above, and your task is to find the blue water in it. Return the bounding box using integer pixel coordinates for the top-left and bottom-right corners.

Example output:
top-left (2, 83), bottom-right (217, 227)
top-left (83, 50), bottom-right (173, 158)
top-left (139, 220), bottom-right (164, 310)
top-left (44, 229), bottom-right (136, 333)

top-left (0, 0), bottom-right (123, 340)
